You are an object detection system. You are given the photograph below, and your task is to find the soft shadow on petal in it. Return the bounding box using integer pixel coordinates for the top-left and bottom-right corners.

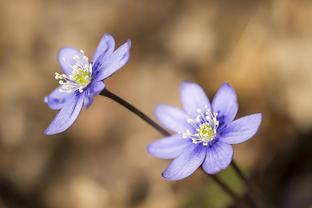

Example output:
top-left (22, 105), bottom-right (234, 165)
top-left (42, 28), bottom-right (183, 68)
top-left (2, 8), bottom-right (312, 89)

top-left (95, 40), bottom-right (131, 81)
top-left (202, 142), bottom-right (233, 174)
top-left (162, 144), bottom-right (206, 181)
top-left (84, 95), bottom-right (94, 109)
top-left (84, 82), bottom-right (105, 109)
top-left (219, 113), bottom-right (262, 144)
top-left (44, 87), bottom-right (74, 110)
top-left (45, 93), bottom-right (85, 135)
top-left (180, 81), bottom-right (211, 115)
top-left (58, 47), bottom-right (87, 75)
top-left (92, 33), bottom-right (115, 63)
top-left (147, 134), bottom-right (191, 159)
top-left (155, 105), bottom-right (193, 133)
top-left (212, 83), bottom-right (238, 126)
top-left (89, 81), bottom-right (105, 95)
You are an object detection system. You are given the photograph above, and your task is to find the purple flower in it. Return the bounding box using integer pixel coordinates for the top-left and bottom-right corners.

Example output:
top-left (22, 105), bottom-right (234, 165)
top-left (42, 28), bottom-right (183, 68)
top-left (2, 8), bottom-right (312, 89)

top-left (147, 82), bottom-right (262, 181)
top-left (44, 34), bottom-right (131, 135)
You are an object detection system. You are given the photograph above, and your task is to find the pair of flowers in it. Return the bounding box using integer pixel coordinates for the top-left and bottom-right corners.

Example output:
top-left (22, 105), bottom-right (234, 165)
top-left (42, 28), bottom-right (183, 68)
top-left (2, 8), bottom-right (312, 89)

top-left (45, 34), bottom-right (262, 181)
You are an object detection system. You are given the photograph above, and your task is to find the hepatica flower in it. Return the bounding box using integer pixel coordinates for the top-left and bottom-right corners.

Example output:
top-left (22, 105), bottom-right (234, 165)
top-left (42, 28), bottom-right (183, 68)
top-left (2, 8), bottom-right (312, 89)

top-left (147, 82), bottom-right (262, 180)
top-left (44, 34), bottom-right (131, 135)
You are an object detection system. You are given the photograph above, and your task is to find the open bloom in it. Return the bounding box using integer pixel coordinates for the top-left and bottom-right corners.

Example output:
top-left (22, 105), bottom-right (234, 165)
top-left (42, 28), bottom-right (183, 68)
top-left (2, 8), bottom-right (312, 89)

top-left (147, 82), bottom-right (262, 180)
top-left (44, 34), bottom-right (131, 135)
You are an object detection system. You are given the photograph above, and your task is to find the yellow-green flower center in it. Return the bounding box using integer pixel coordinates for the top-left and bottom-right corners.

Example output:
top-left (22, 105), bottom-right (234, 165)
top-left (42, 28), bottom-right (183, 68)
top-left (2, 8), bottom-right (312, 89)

top-left (72, 69), bottom-right (91, 86)
top-left (199, 123), bottom-right (215, 142)
top-left (182, 107), bottom-right (219, 146)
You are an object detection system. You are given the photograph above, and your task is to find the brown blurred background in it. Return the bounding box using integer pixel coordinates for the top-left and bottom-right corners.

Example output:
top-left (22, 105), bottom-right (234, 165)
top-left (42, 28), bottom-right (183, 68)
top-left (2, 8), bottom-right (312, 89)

top-left (0, 0), bottom-right (311, 207)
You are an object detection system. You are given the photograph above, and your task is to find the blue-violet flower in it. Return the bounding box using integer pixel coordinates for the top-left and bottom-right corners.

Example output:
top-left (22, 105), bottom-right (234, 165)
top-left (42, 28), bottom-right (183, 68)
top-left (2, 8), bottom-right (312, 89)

top-left (44, 34), bottom-right (131, 135)
top-left (147, 82), bottom-right (262, 180)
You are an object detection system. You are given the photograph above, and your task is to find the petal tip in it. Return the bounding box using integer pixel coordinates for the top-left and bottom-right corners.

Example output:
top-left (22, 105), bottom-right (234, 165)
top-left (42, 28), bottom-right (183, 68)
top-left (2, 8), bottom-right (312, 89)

top-left (161, 171), bottom-right (178, 181)
top-left (101, 33), bottom-right (115, 45)
top-left (154, 104), bottom-right (168, 121)
top-left (180, 81), bottom-right (196, 91)
top-left (44, 127), bottom-right (54, 136)
top-left (146, 144), bottom-right (153, 155)
top-left (126, 39), bottom-right (132, 48)
top-left (154, 104), bottom-right (165, 116)
top-left (44, 122), bottom-right (66, 135)
top-left (220, 82), bottom-right (234, 90)
top-left (161, 170), bottom-right (190, 181)
top-left (256, 112), bottom-right (262, 119)
top-left (103, 33), bottom-right (114, 39)
top-left (180, 80), bottom-right (193, 85)
top-left (180, 80), bottom-right (197, 88)
top-left (146, 144), bottom-right (163, 159)
top-left (202, 166), bottom-right (221, 175)
top-left (44, 124), bottom-right (66, 136)
top-left (254, 113), bottom-right (262, 128)
top-left (249, 113), bottom-right (262, 127)
top-left (57, 46), bottom-right (75, 60)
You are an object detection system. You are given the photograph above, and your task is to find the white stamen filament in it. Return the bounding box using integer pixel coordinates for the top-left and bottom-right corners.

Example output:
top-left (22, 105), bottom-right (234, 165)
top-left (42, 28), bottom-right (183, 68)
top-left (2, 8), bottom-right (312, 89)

top-left (182, 106), bottom-right (219, 146)
top-left (55, 50), bottom-right (92, 93)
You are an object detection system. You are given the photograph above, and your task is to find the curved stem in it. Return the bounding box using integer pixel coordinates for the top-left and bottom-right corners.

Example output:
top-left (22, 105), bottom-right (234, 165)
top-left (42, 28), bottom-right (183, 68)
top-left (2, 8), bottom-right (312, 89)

top-left (100, 88), bottom-right (170, 137)
top-left (231, 161), bottom-right (270, 208)
top-left (231, 160), bottom-right (249, 184)
top-left (209, 174), bottom-right (239, 201)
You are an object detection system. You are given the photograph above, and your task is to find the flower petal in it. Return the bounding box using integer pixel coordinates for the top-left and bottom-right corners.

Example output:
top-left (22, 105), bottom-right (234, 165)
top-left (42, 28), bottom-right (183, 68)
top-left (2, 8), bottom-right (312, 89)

top-left (212, 83), bottom-right (238, 126)
top-left (202, 142), bottom-right (233, 174)
top-left (180, 81), bottom-right (211, 115)
top-left (162, 144), bottom-right (206, 181)
top-left (147, 134), bottom-right (191, 159)
top-left (219, 113), bottom-right (262, 144)
top-left (84, 82), bottom-right (105, 109)
top-left (92, 33), bottom-right (115, 63)
top-left (155, 105), bottom-right (193, 133)
top-left (45, 93), bottom-right (85, 135)
top-left (95, 40), bottom-right (131, 81)
top-left (58, 47), bottom-right (88, 75)
top-left (84, 95), bottom-right (94, 109)
top-left (89, 81), bottom-right (105, 95)
top-left (44, 87), bottom-right (74, 110)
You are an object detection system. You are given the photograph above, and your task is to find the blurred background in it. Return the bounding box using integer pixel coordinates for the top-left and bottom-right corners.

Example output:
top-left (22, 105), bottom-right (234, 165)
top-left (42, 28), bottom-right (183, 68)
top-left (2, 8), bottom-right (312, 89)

top-left (0, 0), bottom-right (311, 207)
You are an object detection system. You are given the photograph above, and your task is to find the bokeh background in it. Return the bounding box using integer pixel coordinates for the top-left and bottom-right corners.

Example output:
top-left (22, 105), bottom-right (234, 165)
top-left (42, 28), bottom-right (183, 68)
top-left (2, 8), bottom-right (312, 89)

top-left (0, 0), bottom-right (311, 207)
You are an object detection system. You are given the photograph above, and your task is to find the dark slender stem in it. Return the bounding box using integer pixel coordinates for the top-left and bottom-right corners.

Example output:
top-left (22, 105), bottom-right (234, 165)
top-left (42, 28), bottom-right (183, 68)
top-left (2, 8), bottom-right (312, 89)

top-left (209, 175), bottom-right (239, 201)
top-left (231, 160), bottom-right (249, 184)
top-left (231, 161), bottom-right (270, 208)
top-left (100, 88), bottom-right (170, 137)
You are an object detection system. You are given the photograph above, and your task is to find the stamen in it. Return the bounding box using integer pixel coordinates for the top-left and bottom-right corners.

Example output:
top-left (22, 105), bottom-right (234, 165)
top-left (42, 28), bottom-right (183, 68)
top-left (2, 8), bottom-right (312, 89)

top-left (181, 108), bottom-right (219, 146)
top-left (55, 50), bottom-right (92, 93)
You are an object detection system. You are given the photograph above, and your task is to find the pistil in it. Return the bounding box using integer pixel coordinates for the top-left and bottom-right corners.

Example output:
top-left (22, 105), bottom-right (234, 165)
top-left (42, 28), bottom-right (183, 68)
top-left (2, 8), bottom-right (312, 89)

top-left (182, 106), bottom-right (219, 146)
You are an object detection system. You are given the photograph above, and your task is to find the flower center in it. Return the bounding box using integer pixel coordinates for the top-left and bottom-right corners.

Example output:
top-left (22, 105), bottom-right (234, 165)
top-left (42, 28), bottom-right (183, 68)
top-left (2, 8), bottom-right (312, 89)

top-left (199, 123), bottom-right (215, 142)
top-left (55, 50), bottom-right (92, 93)
top-left (72, 68), bottom-right (91, 86)
top-left (182, 106), bottom-right (219, 146)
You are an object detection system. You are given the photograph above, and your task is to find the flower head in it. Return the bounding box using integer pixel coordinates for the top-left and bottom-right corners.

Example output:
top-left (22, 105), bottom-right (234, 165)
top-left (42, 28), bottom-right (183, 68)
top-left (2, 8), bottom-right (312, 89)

top-left (44, 34), bottom-right (131, 135)
top-left (147, 82), bottom-right (262, 181)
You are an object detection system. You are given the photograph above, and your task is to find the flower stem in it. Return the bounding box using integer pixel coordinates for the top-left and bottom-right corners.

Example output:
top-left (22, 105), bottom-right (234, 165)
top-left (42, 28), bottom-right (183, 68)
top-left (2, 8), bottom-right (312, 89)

top-left (100, 88), bottom-right (170, 137)
top-left (100, 88), bottom-right (241, 204)
top-left (209, 174), bottom-right (239, 201)
top-left (231, 161), bottom-right (269, 208)
top-left (231, 161), bottom-right (249, 184)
